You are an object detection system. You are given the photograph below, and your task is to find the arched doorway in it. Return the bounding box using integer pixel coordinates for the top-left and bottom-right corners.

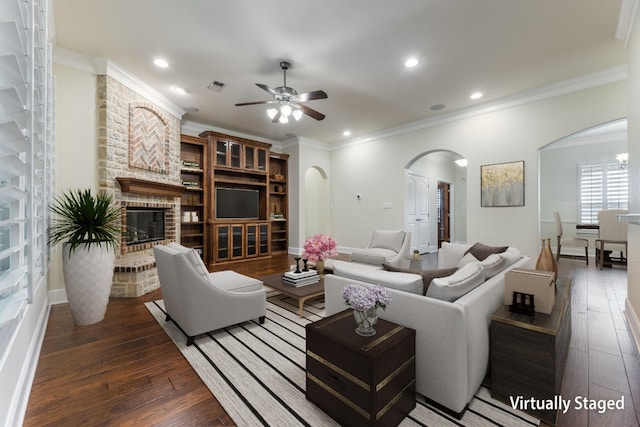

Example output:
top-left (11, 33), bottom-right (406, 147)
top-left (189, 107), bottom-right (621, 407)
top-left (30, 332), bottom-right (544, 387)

top-left (538, 118), bottom-right (628, 256)
top-left (405, 150), bottom-right (467, 253)
top-left (304, 166), bottom-right (329, 238)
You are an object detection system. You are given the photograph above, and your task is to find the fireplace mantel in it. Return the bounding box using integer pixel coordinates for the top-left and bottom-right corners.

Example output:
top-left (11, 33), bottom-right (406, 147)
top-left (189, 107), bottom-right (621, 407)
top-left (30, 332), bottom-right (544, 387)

top-left (116, 177), bottom-right (184, 197)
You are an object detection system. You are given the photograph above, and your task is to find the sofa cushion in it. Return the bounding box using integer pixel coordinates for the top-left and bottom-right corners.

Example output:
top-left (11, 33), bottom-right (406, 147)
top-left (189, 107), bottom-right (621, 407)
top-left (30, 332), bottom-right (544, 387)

top-left (426, 262), bottom-right (486, 302)
top-left (209, 270), bottom-right (264, 293)
top-left (350, 247), bottom-right (398, 265)
top-left (333, 260), bottom-right (423, 294)
top-left (502, 247), bottom-right (522, 267)
top-left (370, 230), bottom-right (405, 252)
top-left (465, 242), bottom-right (508, 261)
top-left (382, 263), bottom-right (458, 295)
top-left (480, 253), bottom-right (505, 278)
top-left (437, 242), bottom-right (473, 269)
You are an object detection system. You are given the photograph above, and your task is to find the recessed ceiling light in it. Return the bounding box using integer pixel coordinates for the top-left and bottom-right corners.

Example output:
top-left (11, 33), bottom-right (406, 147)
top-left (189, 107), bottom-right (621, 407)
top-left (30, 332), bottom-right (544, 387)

top-left (470, 92), bottom-right (483, 100)
top-left (404, 57), bottom-right (419, 68)
top-left (343, 130), bottom-right (352, 137)
top-left (430, 104), bottom-right (445, 111)
top-left (153, 58), bottom-right (168, 68)
top-left (173, 86), bottom-right (189, 95)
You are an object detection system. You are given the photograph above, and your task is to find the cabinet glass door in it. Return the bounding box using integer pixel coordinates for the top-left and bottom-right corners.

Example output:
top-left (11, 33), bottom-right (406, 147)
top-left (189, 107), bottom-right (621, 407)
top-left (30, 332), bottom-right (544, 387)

top-left (229, 142), bottom-right (241, 168)
top-left (216, 141), bottom-right (227, 166)
top-left (216, 226), bottom-right (229, 260)
top-left (259, 223), bottom-right (270, 255)
top-left (257, 149), bottom-right (267, 171)
top-left (246, 224), bottom-right (257, 257)
top-left (232, 225), bottom-right (244, 258)
top-left (245, 146), bottom-right (254, 170)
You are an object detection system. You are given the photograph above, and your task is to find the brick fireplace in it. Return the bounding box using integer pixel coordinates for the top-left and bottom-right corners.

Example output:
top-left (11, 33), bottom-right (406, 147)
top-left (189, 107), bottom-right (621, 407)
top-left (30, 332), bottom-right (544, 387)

top-left (97, 74), bottom-right (183, 297)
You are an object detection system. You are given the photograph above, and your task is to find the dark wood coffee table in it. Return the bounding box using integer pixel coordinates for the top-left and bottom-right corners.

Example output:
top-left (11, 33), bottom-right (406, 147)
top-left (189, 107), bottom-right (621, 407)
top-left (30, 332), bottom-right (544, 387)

top-left (260, 273), bottom-right (325, 317)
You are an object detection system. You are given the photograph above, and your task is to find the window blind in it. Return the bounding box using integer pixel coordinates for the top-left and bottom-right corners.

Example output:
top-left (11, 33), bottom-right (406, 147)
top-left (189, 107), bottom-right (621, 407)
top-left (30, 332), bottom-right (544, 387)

top-left (578, 161), bottom-right (628, 224)
top-left (0, 0), bottom-right (53, 363)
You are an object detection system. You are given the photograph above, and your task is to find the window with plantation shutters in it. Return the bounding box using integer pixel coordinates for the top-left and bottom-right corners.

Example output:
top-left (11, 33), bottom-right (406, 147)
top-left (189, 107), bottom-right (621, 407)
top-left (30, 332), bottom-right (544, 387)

top-left (578, 161), bottom-right (628, 224)
top-left (0, 0), bottom-right (53, 362)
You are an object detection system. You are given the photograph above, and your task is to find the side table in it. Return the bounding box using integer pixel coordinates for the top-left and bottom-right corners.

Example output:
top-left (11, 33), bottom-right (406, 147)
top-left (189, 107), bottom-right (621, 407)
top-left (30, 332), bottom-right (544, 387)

top-left (490, 277), bottom-right (572, 425)
top-left (306, 310), bottom-right (416, 427)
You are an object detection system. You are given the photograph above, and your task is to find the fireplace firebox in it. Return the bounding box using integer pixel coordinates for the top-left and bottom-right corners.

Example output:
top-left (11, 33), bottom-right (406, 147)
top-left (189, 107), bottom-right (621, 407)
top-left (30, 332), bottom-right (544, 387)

top-left (125, 208), bottom-right (166, 245)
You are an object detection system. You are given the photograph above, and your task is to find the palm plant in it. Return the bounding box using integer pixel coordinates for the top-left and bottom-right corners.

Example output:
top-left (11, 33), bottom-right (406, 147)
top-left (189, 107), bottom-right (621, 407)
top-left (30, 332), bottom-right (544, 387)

top-left (48, 189), bottom-right (121, 254)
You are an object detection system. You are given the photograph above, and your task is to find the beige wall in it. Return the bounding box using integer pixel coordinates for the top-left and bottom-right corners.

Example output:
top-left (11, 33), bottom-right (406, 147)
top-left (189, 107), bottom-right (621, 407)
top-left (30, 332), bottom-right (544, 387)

top-left (329, 81), bottom-right (628, 260)
top-left (49, 64), bottom-right (99, 292)
top-left (626, 7), bottom-right (640, 352)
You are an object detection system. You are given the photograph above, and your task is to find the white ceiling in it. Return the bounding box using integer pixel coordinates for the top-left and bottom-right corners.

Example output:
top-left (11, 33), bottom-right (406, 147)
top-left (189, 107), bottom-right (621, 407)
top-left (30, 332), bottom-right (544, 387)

top-left (51, 0), bottom-right (627, 144)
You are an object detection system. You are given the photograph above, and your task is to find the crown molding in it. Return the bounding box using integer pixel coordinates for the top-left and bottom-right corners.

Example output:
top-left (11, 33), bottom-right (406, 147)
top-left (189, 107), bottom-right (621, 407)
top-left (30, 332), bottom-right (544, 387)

top-left (616, 0), bottom-right (639, 47)
top-left (94, 58), bottom-right (186, 119)
top-left (181, 120), bottom-right (281, 146)
top-left (52, 47), bottom-right (185, 118)
top-left (333, 65), bottom-right (628, 151)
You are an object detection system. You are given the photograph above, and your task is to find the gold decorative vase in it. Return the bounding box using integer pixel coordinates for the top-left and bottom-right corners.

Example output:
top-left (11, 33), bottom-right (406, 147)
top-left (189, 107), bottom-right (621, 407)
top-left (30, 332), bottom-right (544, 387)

top-left (535, 238), bottom-right (558, 281)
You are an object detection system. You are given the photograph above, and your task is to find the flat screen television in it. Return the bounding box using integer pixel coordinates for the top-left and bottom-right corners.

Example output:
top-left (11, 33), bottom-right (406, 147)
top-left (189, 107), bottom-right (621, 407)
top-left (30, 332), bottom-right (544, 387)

top-left (216, 187), bottom-right (260, 219)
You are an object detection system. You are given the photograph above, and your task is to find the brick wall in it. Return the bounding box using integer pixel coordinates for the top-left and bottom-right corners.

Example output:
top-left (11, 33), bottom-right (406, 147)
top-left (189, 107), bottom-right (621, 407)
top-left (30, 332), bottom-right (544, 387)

top-left (97, 75), bottom-right (181, 297)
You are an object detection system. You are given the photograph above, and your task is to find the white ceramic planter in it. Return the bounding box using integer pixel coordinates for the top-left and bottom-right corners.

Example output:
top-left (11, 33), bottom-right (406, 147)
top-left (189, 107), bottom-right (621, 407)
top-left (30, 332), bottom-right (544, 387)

top-left (62, 243), bottom-right (116, 325)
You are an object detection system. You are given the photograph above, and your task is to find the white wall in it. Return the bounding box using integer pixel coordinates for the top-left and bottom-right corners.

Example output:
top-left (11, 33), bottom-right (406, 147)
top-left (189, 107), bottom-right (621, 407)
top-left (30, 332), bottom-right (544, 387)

top-left (625, 6), bottom-right (640, 354)
top-left (290, 138), bottom-right (331, 252)
top-left (48, 64), bottom-right (99, 295)
top-left (330, 81), bottom-right (628, 260)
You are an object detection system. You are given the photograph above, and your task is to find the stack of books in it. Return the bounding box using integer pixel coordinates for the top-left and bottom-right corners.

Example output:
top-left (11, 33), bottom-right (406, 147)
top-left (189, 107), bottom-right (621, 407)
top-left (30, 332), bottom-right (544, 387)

top-left (282, 270), bottom-right (320, 287)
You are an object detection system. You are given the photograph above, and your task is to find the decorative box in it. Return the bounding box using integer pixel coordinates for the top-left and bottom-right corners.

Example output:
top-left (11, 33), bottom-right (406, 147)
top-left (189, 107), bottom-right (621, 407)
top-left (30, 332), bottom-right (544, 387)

top-left (504, 268), bottom-right (555, 314)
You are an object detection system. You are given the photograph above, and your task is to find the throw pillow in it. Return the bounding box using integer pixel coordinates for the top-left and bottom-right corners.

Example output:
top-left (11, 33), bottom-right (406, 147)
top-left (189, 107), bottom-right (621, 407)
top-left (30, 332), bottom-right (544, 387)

top-left (465, 242), bottom-right (508, 261)
top-left (437, 242), bottom-right (472, 269)
top-left (426, 262), bottom-right (486, 302)
top-left (370, 230), bottom-right (405, 252)
top-left (382, 263), bottom-right (458, 295)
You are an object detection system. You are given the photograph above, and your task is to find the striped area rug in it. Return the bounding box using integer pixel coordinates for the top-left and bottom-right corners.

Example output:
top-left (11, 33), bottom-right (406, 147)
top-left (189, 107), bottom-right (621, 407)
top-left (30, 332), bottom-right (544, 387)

top-left (145, 291), bottom-right (540, 427)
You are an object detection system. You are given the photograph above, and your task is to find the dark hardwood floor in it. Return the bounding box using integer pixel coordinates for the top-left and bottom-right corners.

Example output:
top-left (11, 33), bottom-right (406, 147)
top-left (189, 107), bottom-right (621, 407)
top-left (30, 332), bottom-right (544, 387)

top-left (24, 254), bottom-right (640, 426)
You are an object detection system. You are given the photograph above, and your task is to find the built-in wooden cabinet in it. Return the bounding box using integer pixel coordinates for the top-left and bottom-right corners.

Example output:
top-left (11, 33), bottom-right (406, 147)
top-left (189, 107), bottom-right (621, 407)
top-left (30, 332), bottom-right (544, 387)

top-left (180, 135), bottom-right (208, 259)
top-left (269, 153), bottom-right (289, 254)
top-left (185, 131), bottom-right (288, 267)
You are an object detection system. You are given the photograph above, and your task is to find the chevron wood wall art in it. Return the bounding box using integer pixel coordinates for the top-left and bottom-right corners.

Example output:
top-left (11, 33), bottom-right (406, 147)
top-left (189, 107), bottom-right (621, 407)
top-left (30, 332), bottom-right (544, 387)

top-left (129, 105), bottom-right (170, 173)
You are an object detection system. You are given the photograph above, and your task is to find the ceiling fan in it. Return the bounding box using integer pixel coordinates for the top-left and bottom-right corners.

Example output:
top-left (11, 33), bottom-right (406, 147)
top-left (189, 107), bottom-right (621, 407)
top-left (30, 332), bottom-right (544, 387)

top-left (235, 61), bottom-right (328, 123)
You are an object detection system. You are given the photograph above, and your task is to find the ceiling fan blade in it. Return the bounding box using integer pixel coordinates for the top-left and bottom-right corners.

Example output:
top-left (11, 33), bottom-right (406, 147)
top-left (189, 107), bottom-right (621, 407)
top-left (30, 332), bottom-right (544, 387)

top-left (272, 110), bottom-right (282, 123)
top-left (299, 104), bottom-right (326, 121)
top-left (256, 83), bottom-right (278, 96)
top-left (235, 100), bottom-right (277, 107)
top-left (297, 90), bottom-right (328, 102)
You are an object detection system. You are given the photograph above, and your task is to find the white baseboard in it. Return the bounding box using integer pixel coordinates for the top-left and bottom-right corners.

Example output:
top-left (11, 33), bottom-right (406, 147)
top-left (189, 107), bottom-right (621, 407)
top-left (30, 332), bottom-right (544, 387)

top-left (625, 298), bottom-right (640, 357)
top-left (48, 289), bottom-right (68, 305)
top-left (9, 288), bottom-right (50, 427)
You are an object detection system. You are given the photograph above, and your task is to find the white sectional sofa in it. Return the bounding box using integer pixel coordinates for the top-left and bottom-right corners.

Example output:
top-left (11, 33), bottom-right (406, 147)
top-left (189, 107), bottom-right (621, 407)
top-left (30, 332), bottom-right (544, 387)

top-left (324, 242), bottom-right (531, 416)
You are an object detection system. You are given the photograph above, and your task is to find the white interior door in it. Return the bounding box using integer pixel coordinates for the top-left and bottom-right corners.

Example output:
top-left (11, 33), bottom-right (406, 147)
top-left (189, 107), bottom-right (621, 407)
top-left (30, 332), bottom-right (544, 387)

top-left (405, 173), bottom-right (429, 253)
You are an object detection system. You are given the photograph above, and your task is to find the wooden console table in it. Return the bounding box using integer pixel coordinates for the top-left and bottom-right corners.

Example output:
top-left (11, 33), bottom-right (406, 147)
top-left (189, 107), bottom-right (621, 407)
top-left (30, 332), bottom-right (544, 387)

top-left (490, 277), bottom-right (572, 425)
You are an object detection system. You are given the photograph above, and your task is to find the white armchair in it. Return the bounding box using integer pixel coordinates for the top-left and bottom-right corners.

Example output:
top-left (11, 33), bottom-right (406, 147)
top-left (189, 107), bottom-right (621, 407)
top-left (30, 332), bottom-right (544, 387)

top-left (595, 209), bottom-right (628, 270)
top-left (153, 244), bottom-right (266, 345)
top-left (349, 229), bottom-right (411, 265)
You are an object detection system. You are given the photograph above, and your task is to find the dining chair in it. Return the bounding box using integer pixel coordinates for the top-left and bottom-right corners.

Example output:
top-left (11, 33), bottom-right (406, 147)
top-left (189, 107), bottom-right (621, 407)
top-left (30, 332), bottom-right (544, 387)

top-left (595, 209), bottom-right (628, 270)
top-left (553, 212), bottom-right (589, 265)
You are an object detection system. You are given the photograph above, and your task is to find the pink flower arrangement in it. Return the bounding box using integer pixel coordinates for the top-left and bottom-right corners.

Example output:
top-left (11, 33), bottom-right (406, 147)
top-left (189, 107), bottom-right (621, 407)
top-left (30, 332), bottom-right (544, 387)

top-left (303, 234), bottom-right (338, 262)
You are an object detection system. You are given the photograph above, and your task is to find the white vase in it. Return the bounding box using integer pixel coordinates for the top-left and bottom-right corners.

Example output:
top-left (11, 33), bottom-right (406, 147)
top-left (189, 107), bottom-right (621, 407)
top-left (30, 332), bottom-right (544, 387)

top-left (62, 243), bottom-right (116, 325)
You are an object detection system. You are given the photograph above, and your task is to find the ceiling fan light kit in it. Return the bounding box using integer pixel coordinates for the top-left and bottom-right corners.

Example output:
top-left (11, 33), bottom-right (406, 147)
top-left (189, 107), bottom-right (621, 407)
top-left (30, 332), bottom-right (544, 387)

top-left (236, 61), bottom-right (327, 123)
